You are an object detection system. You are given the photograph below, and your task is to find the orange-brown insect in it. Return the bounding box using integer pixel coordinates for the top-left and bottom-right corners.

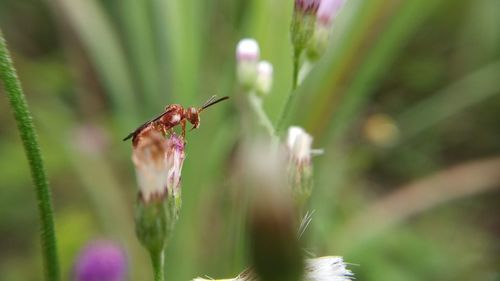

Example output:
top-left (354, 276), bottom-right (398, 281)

top-left (123, 95), bottom-right (229, 144)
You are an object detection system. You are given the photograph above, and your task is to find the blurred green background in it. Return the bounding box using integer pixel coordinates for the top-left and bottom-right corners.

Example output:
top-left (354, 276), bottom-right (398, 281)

top-left (0, 0), bottom-right (499, 280)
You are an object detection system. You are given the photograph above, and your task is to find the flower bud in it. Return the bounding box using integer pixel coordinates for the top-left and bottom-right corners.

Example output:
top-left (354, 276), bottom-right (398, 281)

top-left (286, 126), bottom-right (322, 210)
top-left (74, 240), bottom-right (127, 281)
top-left (236, 38), bottom-right (260, 89)
top-left (132, 131), bottom-right (184, 255)
top-left (317, 0), bottom-right (345, 26)
top-left (255, 61), bottom-right (273, 96)
top-left (291, 0), bottom-right (320, 53)
top-left (306, 24), bottom-right (330, 61)
top-left (295, 0), bottom-right (321, 13)
top-left (132, 131), bottom-right (185, 202)
top-left (306, 0), bottom-right (345, 60)
top-left (287, 126), bottom-right (314, 164)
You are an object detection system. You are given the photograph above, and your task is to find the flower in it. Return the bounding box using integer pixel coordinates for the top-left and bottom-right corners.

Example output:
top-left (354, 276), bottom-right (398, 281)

top-left (165, 133), bottom-right (185, 198)
top-left (236, 38), bottom-right (260, 89)
top-left (287, 126), bottom-right (314, 165)
top-left (302, 0), bottom-right (345, 60)
top-left (295, 0), bottom-right (321, 14)
top-left (286, 126), bottom-right (323, 209)
top-left (236, 38), bottom-right (260, 62)
top-left (74, 240), bottom-right (127, 281)
top-left (305, 256), bottom-right (354, 281)
top-left (132, 131), bottom-right (185, 202)
top-left (255, 61), bottom-right (273, 96)
top-left (192, 256), bottom-right (353, 281)
top-left (132, 130), bottom-right (185, 269)
top-left (317, 0), bottom-right (345, 26)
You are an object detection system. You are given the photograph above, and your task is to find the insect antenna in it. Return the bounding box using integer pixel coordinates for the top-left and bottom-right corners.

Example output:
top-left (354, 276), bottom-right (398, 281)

top-left (201, 95), bottom-right (217, 108)
top-left (199, 96), bottom-right (229, 111)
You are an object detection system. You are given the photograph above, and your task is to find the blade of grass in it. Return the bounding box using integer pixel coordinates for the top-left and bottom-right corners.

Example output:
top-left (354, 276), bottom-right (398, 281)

top-left (152, 0), bottom-right (202, 104)
top-left (337, 156), bottom-right (500, 252)
top-left (397, 60), bottom-right (500, 140)
top-left (0, 30), bottom-right (60, 281)
top-left (52, 0), bottom-right (139, 126)
top-left (120, 0), bottom-right (161, 112)
top-left (319, 0), bottom-right (445, 144)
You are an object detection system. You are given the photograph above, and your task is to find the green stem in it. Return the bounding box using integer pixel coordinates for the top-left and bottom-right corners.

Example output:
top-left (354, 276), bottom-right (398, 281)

top-left (276, 47), bottom-right (302, 134)
top-left (0, 30), bottom-right (60, 281)
top-left (150, 250), bottom-right (165, 281)
top-left (292, 47), bottom-right (301, 91)
top-left (248, 92), bottom-right (276, 138)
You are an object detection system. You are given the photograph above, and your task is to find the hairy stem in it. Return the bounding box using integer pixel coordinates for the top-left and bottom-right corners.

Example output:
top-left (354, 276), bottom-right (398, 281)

top-left (150, 250), bottom-right (165, 281)
top-left (276, 47), bottom-right (302, 134)
top-left (0, 30), bottom-right (60, 281)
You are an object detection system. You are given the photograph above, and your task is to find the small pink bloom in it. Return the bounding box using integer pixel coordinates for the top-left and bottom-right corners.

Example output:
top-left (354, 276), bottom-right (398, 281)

top-left (317, 0), bottom-right (345, 25)
top-left (236, 38), bottom-right (260, 62)
top-left (132, 131), bottom-right (185, 202)
top-left (165, 133), bottom-right (185, 197)
top-left (295, 0), bottom-right (321, 13)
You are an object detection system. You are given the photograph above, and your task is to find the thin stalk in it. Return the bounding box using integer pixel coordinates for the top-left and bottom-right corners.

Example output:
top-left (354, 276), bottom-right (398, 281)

top-left (248, 92), bottom-right (276, 138)
top-left (0, 30), bottom-right (60, 281)
top-left (292, 47), bottom-right (301, 91)
top-left (150, 250), bottom-right (165, 281)
top-left (276, 47), bottom-right (302, 134)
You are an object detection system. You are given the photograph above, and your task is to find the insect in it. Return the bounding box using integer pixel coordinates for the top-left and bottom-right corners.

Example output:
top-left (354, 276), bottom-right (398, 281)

top-left (123, 95), bottom-right (229, 144)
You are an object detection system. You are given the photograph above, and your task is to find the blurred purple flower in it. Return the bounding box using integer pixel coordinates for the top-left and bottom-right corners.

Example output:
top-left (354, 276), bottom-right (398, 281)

top-left (74, 240), bottom-right (127, 281)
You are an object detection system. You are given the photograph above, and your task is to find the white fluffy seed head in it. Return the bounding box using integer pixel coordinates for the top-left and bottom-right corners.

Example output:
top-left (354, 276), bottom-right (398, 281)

top-left (305, 256), bottom-right (354, 281)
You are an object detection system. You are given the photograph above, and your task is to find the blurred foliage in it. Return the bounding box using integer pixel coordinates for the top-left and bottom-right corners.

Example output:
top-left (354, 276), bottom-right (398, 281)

top-left (0, 0), bottom-right (499, 280)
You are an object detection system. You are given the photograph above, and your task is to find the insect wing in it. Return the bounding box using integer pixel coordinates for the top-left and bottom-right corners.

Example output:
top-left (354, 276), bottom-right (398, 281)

top-left (122, 108), bottom-right (174, 141)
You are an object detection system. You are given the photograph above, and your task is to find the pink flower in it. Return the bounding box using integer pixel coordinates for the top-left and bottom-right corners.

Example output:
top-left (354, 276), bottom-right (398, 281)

top-left (236, 38), bottom-right (260, 62)
top-left (236, 38), bottom-right (261, 88)
top-left (295, 0), bottom-right (321, 13)
top-left (317, 0), bottom-right (345, 25)
top-left (132, 131), bottom-right (185, 202)
top-left (165, 133), bottom-right (185, 197)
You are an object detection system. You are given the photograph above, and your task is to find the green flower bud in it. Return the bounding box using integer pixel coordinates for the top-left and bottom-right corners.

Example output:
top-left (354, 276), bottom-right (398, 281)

top-left (290, 0), bottom-right (320, 54)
